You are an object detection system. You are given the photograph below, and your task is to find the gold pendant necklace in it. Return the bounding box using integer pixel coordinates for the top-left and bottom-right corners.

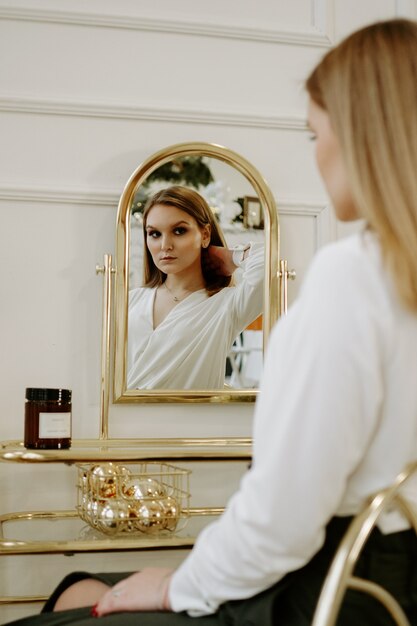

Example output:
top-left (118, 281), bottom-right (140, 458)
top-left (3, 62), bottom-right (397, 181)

top-left (164, 283), bottom-right (183, 302)
top-left (163, 282), bottom-right (204, 303)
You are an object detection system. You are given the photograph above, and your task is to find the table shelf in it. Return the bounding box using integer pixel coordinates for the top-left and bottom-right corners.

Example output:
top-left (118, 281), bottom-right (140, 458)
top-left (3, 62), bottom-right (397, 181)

top-left (0, 507), bottom-right (222, 555)
top-left (0, 438), bottom-right (252, 464)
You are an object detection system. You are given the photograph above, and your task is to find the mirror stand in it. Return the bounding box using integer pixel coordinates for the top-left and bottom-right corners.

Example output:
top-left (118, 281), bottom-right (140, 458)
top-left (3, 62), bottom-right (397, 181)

top-left (96, 253), bottom-right (115, 440)
top-left (95, 252), bottom-right (254, 452)
top-left (94, 261), bottom-right (295, 441)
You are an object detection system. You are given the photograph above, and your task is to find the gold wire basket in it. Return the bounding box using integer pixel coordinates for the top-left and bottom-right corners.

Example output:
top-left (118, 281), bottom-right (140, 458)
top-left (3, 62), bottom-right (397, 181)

top-left (77, 462), bottom-right (190, 536)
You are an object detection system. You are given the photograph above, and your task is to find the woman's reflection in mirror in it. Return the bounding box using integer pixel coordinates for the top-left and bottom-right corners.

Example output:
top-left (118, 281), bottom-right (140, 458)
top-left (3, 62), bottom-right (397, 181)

top-left (127, 185), bottom-right (263, 389)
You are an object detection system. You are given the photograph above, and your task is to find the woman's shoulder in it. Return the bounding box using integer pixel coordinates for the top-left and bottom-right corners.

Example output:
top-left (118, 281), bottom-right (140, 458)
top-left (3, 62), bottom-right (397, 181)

top-left (297, 230), bottom-right (396, 327)
top-left (315, 228), bottom-right (376, 259)
top-left (273, 230), bottom-right (392, 347)
top-left (307, 230), bottom-right (381, 285)
top-left (129, 286), bottom-right (155, 306)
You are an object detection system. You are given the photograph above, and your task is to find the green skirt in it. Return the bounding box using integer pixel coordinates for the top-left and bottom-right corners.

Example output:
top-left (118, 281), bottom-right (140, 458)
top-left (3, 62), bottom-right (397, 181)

top-left (6, 517), bottom-right (417, 626)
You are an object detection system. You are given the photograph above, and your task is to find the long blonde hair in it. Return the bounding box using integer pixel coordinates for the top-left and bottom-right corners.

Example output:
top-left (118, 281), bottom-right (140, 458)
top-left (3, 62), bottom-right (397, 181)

top-left (306, 19), bottom-right (417, 311)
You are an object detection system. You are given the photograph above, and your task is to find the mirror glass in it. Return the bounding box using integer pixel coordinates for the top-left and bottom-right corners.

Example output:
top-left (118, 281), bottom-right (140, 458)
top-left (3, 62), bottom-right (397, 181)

top-left (113, 143), bottom-right (279, 403)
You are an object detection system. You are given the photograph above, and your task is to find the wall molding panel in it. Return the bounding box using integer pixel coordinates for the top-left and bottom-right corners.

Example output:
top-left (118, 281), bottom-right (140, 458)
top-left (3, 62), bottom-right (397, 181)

top-left (312, 0), bottom-right (335, 42)
top-left (0, 183), bottom-right (329, 250)
top-left (0, 4), bottom-right (332, 47)
top-left (0, 184), bottom-right (325, 215)
top-left (277, 199), bottom-right (326, 217)
top-left (0, 184), bottom-right (119, 207)
top-left (278, 199), bottom-right (331, 249)
top-left (0, 95), bottom-right (307, 131)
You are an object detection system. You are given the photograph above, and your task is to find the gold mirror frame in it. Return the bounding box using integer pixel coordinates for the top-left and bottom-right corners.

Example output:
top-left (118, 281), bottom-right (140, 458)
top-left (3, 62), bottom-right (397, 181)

top-left (113, 142), bottom-right (280, 403)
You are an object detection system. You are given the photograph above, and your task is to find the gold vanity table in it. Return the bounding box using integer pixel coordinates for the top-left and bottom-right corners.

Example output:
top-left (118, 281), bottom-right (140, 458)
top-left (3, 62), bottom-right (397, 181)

top-left (0, 437), bottom-right (251, 606)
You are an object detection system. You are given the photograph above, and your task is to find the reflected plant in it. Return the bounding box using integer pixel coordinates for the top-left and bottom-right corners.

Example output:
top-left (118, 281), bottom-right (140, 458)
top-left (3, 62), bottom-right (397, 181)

top-left (132, 157), bottom-right (214, 214)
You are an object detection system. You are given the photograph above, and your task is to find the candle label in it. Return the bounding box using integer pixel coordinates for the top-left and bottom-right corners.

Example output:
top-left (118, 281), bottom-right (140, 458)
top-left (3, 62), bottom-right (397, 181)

top-left (39, 412), bottom-right (71, 438)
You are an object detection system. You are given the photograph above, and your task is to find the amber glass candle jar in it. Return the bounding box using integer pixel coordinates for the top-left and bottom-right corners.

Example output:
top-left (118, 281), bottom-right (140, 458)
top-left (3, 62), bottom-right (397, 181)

top-left (24, 388), bottom-right (72, 449)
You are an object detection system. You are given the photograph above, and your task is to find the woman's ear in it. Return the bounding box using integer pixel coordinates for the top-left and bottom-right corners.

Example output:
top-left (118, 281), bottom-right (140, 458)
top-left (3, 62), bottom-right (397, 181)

top-left (201, 224), bottom-right (211, 248)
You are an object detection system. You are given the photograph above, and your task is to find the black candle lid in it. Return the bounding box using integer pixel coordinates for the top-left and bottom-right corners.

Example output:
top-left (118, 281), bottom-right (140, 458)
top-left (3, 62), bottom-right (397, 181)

top-left (25, 388), bottom-right (72, 403)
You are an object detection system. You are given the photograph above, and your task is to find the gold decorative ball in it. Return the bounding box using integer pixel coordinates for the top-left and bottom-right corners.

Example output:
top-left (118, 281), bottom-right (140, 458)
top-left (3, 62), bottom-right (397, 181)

top-left (128, 499), bottom-right (165, 534)
top-left (96, 499), bottom-right (130, 535)
top-left (85, 497), bottom-right (100, 525)
top-left (88, 463), bottom-right (119, 499)
top-left (122, 477), bottom-right (166, 500)
top-left (89, 462), bottom-right (119, 479)
top-left (117, 465), bottom-right (132, 481)
top-left (161, 496), bottom-right (180, 531)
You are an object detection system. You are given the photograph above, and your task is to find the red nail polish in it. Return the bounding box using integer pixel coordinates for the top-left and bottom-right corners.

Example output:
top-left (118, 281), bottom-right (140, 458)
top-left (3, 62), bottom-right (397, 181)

top-left (90, 604), bottom-right (99, 618)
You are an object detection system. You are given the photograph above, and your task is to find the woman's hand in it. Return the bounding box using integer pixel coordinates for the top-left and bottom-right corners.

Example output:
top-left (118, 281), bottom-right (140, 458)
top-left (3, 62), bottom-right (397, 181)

top-left (92, 568), bottom-right (173, 617)
top-left (204, 245), bottom-right (241, 276)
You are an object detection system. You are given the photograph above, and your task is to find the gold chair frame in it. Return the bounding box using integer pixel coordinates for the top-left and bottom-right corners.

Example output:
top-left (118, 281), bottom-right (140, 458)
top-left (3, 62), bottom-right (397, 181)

top-left (312, 462), bottom-right (417, 626)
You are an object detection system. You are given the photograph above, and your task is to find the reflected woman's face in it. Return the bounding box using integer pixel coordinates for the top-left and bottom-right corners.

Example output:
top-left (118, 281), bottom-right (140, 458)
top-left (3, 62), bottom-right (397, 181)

top-left (145, 203), bottom-right (211, 277)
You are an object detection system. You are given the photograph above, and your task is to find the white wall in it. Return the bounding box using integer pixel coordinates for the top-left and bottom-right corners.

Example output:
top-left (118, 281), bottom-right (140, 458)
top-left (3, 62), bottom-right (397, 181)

top-left (1, 0), bottom-right (416, 621)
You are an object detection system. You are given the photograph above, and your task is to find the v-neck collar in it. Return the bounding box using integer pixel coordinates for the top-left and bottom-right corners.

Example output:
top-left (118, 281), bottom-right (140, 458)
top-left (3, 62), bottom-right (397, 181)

top-left (152, 288), bottom-right (207, 330)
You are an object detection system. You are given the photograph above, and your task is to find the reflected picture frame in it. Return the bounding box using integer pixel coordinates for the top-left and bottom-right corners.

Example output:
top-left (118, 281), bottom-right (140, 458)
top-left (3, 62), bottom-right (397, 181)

top-left (243, 196), bottom-right (264, 230)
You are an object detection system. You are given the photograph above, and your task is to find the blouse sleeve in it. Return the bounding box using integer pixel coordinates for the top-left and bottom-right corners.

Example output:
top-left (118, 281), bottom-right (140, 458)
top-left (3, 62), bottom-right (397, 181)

top-left (230, 241), bottom-right (264, 331)
top-left (169, 237), bottom-right (391, 616)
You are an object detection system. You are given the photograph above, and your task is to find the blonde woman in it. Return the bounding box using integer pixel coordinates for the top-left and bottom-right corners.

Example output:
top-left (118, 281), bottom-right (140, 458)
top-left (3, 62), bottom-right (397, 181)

top-left (9, 18), bottom-right (417, 626)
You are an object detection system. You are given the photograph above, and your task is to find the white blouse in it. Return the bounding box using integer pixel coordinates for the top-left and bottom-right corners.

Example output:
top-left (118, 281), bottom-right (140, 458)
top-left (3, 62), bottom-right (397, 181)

top-left (127, 243), bottom-right (264, 389)
top-left (169, 231), bottom-right (417, 616)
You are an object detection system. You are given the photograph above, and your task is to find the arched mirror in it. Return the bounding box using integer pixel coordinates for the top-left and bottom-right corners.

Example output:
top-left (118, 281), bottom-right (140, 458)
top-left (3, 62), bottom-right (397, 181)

top-left (113, 142), bottom-right (281, 403)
